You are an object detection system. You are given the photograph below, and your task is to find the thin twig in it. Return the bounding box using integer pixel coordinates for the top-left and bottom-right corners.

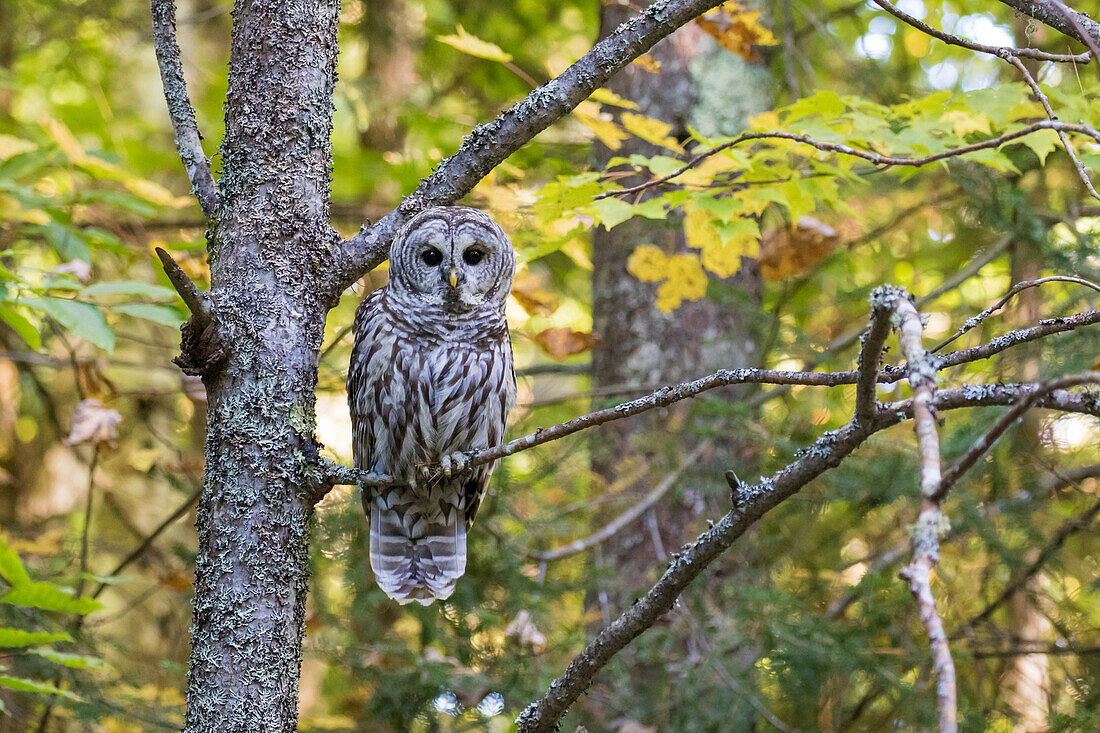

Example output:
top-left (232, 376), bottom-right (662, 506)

top-left (1003, 53), bottom-right (1100, 201)
top-left (75, 445), bottom-right (101, 599)
top-left (872, 0), bottom-right (1088, 63)
top-left (995, 0), bottom-right (1100, 52)
top-left (953, 495), bottom-right (1100, 638)
top-left (932, 276), bottom-right (1100, 352)
top-left (151, 0), bottom-right (220, 217)
top-left (1048, 0), bottom-right (1100, 76)
top-left (881, 287), bottom-right (957, 733)
top-left (530, 442), bottom-right (709, 562)
top-left (595, 121), bottom-right (1100, 201)
top-left (933, 372), bottom-right (1100, 502)
top-left (314, 307), bottom-right (1100, 499)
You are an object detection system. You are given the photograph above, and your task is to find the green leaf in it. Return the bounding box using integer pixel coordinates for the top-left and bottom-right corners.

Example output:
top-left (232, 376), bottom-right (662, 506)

top-left (0, 535), bottom-right (31, 587)
top-left (0, 305), bottom-right (41, 350)
top-left (437, 25), bottom-right (512, 63)
top-left (590, 198), bottom-right (635, 229)
top-left (1, 582), bottom-right (103, 615)
top-left (0, 675), bottom-right (82, 701)
top-left (29, 648), bottom-right (105, 670)
top-left (83, 281), bottom-right (177, 298)
top-left (112, 303), bottom-right (183, 327)
top-left (22, 298), bottom-right (114, 352)
top-left (0, 628), bottom-right (72, 647)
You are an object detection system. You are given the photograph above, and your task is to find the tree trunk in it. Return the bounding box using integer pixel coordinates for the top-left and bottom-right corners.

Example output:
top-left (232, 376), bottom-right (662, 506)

top-left (182, 1), bottom-right (341, 730)
top-left (587, 1), bottom-right (769, 725)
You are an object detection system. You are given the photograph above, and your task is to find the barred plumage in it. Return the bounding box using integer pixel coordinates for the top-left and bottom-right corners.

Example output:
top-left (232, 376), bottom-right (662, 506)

top-left (348, 207), bottom-right (516, 605)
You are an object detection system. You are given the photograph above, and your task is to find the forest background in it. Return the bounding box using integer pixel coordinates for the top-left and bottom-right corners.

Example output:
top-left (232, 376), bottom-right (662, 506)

top-left (0, 0), bottom-right (1099, 731)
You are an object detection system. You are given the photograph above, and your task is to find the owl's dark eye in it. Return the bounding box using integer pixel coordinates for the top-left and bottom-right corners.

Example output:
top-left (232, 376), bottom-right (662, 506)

top-left (462, 248), bottom-right (484, 266)
top-left (420, 248), bottom-right (443, 266)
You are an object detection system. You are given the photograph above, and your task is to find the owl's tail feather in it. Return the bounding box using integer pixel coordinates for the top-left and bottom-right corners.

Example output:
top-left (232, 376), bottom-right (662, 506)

top-left (369, 489), bottom-right (467, 605)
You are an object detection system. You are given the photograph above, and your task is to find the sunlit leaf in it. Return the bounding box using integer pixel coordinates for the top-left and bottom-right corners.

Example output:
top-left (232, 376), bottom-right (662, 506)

top-left (437, 25), bottom-right (512, 63)
top-left (0, 674), bottom-right (82, 701)
top-left (22, 297), bottom-right (114, 352)
top-left (0, 534), bottom-right (32, 587)
top-left (30, 648), bottom-right (106, 670)
top-left (0, 304), bottom-right (42, 350)
top-left (0, 629), bottom-right (72, 647)
top-left (1, 582), bottom-right (103, 615)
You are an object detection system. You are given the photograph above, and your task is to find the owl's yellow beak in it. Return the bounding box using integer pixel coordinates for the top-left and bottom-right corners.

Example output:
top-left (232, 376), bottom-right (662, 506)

top-left (448, 267), bottom-right (458, 288)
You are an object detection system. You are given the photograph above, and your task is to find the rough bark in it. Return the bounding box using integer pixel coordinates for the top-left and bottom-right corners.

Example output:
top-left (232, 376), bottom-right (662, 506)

top-left (585, 0), bottom-right (768, 725)
top-left (181, 0), bottom-right (340, 730)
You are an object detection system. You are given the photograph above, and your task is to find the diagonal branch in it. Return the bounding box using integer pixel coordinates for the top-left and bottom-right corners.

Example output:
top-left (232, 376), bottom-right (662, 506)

top-left (326, 0), bottom-right (727, 297)
top-left (151, 0), bottom-right (220, 218)
top-left (514, 378), bottom-right (1099, 732)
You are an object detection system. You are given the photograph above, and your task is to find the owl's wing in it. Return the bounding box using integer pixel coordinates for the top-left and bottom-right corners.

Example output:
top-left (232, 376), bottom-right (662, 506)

top-left (348, 290), bottom-right (395, 512)
top-left (429, 332), bottom-right (514, 528)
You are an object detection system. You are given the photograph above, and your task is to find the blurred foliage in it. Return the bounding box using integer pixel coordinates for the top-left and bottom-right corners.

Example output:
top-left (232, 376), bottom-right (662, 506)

top-left (1, 0), bottom-right (1099, 731)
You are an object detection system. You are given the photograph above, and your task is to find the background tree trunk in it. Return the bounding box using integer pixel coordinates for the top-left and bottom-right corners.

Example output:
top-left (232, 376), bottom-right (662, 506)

top-left (182, 0), bottom-right (341, 730)
top-left (586, 1), bottom-right (770, 725)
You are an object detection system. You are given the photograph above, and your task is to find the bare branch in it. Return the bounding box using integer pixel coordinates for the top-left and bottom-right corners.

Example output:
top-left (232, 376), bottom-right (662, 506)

top-left (1004, 53), bottom-right (1100, 201)
top-left (932, 276), bottom-right (1100, 353)
top-left (934, 372), bottom-right (1100, 502)
top-left (327, 0), bottom-right (727, 297)
top-left (884, 287), bottom-right (957, 733)
top-left (995, 0), bottom-right (1100, 51)
top-left (155, 246), bottom-right (215, 327)
top-left (953, 495), bottom-right (1100, 638)
top-left (872, 0), bottom-right (1089, 63)
top-left (151, 0), bottom-right (220, 217)
top-left (515, 378), bottom-right (1100, 732)
top-left (855, 301), bottom-right (893, 426)
top-left (1049, 0), bottom-right (1100, 73)
top-left (596, 121), bottom-right (1100, 200)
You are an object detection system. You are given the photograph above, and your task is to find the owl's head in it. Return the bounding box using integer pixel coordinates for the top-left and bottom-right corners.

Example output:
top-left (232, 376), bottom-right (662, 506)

top-left (389, 207), bottom-right (514, 314)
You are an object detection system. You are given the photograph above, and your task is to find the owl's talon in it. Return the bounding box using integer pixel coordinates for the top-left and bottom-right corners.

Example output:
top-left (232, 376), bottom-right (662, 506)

top-left (441, 455), bottom-right (454, 478)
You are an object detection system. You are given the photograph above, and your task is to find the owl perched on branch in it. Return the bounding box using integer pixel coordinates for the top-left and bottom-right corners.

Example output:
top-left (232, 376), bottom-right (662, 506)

top-left (348, 207), bottom-right (516, 605)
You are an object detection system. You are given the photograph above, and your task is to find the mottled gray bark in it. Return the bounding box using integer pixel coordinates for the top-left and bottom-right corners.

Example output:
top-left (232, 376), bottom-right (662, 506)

top-left (181, 0), bottom-right (339, 729)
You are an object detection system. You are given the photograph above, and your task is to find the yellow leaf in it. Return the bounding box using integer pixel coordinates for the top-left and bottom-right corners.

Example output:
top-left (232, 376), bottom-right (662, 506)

top-left (697, 5), bottom-right (777, 62)
top-left (589, 88), bottom-right (639, 110)
top-left (41, 116), bottom-right (86, 162)
top-left (620, 112), bottom-right (683, 152)
top-left (655, 254), bottom-right (707, 311)
top-left (903, 28), bottom-right (931, 57)
top-left (124, 178), bottom-right (191, 208)
top-left (632, 55), bottom-right (661, 73)
top-left (437, 25), bottom-right (512, 63)
top-left (759, 216), bottom-right (840, 281)
top-left (748, 109), bottom-right (781, 131)
top-left (574, 110), bottom-right (629, 150)
top-left (0, 134), bottom-right (36, 160)
top-left (626, 244), bottom-right (669, 282)
top-left (941, 110), bottom-right (991, 137)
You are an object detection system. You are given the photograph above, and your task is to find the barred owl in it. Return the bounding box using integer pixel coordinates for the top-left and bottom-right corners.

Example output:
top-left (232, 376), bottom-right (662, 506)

top-left (348, 207), bottom-right (516, 605)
